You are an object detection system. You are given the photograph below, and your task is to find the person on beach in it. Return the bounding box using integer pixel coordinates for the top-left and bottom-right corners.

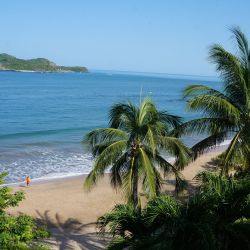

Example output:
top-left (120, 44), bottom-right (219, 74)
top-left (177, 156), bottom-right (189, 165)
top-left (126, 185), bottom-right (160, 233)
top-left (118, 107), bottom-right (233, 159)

top-left (26, 176), bottom-right (31, 186)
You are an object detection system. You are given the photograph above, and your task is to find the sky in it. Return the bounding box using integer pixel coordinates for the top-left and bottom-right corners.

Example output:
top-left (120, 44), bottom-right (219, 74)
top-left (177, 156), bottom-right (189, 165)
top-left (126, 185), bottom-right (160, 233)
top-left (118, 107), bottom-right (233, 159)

top-left (1, 1), bottom-right (250, 76)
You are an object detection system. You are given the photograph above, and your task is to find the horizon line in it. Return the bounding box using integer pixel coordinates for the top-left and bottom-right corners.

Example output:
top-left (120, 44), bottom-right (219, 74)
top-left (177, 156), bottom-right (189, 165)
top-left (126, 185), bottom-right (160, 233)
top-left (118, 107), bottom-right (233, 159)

top-left (90, 68), bottom-right (219, 80)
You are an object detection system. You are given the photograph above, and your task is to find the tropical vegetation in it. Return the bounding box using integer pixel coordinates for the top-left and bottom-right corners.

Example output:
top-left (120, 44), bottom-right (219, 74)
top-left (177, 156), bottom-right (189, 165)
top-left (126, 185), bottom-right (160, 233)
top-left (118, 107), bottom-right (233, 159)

top-left (0, 172), bottom-right (50, 250)
top-left (84, 98), bottom-right (191, 207)
top-left (0, 53), bottom-right (88, 72)
top-left (178, 27), bottom-right (250, 174)
top-left (98, 172), bottom-right (250, 250)
top-left (93, 27), bottom-right (250, 250)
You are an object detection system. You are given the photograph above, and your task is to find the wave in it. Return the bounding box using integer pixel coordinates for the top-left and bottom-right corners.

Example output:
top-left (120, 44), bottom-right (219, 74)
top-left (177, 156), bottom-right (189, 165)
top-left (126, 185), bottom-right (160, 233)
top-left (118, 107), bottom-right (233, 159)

top-left (0, 126), bottom-right (90, 140)
top-left (0, 146), bottom-right (94, 184)
top-left (4, 172), bottom-right (89, 187)
top-left (1, 138), bottom-right (232, 185)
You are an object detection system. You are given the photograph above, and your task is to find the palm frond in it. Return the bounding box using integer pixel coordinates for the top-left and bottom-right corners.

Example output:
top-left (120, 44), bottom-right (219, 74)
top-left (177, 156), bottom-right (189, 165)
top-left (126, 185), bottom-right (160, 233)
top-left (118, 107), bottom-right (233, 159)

top-left (138, 148), bottom-right (157, 198)
top-left (158, 111), bottom-right (182, 129)
top-left (230, 26), bottom-right (249, 68)
top-left (209, 44), bottom-right (247, 107)
top-left (83, 128), bottom-right (128, 153)
top-left (153, 154), bottom-right (175, 176)
top-left (84, 140), bottom-right (127, 190)
top-left (97, 203), bottom-right (142, 235)
top-left (144, 126), bottom-right (157, 156)
top-left (160, 136), bottom-right (191, 169)
top-left (184, 85), bottom-right (241, 123)
top-left (184, 84), bottom-right (223, 98)
top-left (223, 124), bottom-right (250, 172)
top-left (191, 131), bottom-right (228, 160)
top-left (138, 98), bottom-right (157, 126)
top-left (144, 195), bottom-right (181, 226)
top-left (173, 117), bottom-right (235, 137)
top-left (122, 157), bottom-right (136, 204)
top-left (110, 153), bottom-right (128, 188)
top-left (109, 102), bottom-right (137, 129)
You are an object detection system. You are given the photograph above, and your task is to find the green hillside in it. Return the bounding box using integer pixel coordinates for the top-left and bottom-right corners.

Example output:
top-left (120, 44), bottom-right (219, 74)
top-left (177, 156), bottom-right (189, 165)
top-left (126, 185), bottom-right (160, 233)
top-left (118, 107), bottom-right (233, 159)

top-left (0, 53), bottom-right (88, 72)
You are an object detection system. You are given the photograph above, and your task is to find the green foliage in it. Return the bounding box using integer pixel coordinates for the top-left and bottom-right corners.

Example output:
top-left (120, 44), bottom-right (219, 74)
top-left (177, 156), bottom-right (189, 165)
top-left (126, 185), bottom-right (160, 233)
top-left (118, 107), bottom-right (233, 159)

top-left (0, 173), bottom-right (50, 250)
top-left (0, 172), bottom-right (24, 213)
top-left (98, 172), bottom-right (250, 250)
top-left (0, 53), bottom-right (88, 72)
top-left (59, 66), bottom-right (88, 72)
top-left (31, 244), bottom-right (51, 250)
top-left (177, 27), bottom-right (250, 174)
top-left (83, 98), bottom-right (191, 207)
top-left (98, 204), bottom-right (145, 237)
top-left (0, 214), bottom-right (50, 250)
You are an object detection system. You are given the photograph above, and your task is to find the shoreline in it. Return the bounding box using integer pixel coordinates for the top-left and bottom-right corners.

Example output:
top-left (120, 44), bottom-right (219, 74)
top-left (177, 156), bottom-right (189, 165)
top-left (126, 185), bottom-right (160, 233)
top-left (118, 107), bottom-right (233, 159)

top-left (0, 69), bottom-right (88, 73)
top-left (4, 144), bottom-right (228, 188)
top-left (4, 172), bottom-right (86, 188)
top-left (8, 147), bottom-right (225, 249)
top-left (9, 146), bottom-right (225, 217)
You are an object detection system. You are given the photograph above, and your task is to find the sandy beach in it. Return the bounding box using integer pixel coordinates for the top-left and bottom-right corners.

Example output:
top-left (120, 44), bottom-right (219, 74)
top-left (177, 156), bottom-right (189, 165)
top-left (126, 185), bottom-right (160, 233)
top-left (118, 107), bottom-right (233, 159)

top-left (8, 148), bottom-right (224, 250)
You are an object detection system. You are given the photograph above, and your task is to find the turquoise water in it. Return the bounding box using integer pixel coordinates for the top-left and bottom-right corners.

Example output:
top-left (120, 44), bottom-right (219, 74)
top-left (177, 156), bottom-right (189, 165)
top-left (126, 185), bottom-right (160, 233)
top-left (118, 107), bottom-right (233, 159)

top-left (0, 71), bottom-right (220, 183)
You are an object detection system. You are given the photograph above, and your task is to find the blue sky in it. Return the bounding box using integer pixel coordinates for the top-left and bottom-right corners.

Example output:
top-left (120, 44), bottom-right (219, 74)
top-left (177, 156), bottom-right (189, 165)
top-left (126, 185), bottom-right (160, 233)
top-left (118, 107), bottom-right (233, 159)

top-left (1, 1), bottom-right (250, 76)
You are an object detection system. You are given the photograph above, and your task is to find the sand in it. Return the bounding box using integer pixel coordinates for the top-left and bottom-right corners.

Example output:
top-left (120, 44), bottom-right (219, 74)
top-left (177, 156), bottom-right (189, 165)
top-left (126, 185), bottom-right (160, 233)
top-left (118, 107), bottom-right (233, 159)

top-left (8, 148), bottom-right (224, 250)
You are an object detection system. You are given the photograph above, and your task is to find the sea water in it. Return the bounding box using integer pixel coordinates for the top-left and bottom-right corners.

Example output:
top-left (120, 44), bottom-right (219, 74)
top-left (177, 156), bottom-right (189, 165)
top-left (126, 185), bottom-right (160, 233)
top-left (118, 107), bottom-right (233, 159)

top-left (0, 71), bottom-right (222, 183)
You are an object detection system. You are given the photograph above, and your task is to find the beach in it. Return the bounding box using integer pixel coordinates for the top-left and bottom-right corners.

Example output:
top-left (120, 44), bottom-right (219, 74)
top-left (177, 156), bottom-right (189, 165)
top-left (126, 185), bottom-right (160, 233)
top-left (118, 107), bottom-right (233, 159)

top-left (8, 147), bottom-right (224, 250)
top-left (1, 70), bottom-right (228, 249)
top-left (1, 2), bottom-right (249, 249)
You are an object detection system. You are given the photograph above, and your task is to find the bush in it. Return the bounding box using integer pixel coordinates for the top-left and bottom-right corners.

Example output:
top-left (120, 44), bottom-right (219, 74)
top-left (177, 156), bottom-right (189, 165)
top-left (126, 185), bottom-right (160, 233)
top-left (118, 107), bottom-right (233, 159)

top-left (0, 172), bottom-right (50, 250)
top-left (99, 172), bottom-right (250, 250)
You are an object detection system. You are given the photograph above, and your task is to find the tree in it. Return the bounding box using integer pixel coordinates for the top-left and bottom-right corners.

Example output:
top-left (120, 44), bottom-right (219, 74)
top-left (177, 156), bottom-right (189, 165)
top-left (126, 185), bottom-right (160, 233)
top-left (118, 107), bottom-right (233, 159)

top-left (84, 98), bottom-right (190, 208)
top-left (0, 172), bottom-right (50, 250)
top-left (178, 27), bottom-right (250, 174)
top-left (98, 172), bottom-right (250, 250)
top-left (0, 172), bottom-right (24, 214)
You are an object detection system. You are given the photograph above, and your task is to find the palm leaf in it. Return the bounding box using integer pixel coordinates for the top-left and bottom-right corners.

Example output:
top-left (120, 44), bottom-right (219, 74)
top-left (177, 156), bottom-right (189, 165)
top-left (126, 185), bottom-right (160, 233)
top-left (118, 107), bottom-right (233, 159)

top-left (84, 140), bottom-right (127, 190)
top-left (191, 131), bottom-right (228, 159)
top-left (160, 136), bottom-right (191, 169)
top-left (138, 148), bottom-right (157, 198)
top-left (230, 26), bottom-right (249, 68)
top-left (83, 128), bottom-right (128, 152)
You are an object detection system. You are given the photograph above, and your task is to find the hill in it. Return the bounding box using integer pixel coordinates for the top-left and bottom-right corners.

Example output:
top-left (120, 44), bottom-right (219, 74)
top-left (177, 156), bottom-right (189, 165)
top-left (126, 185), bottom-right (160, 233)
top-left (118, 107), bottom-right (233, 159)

top-left (0, 53), bottom-right (88, 73)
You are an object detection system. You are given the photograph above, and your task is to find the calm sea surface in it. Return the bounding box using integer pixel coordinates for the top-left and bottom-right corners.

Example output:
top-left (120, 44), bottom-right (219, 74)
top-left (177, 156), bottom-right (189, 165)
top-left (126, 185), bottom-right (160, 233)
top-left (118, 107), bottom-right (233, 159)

top-left (0, 71), bottom-right (221, 183)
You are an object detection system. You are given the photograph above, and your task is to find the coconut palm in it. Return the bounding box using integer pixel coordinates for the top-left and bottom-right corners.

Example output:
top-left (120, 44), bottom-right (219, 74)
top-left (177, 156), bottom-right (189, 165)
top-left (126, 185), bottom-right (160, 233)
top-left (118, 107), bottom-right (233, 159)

top-left (83, 98), bottom-right (190, 208)
top-left (178, 27), bottom-right (250, 174)
top-left (98, 172), bottom-right (250, 250)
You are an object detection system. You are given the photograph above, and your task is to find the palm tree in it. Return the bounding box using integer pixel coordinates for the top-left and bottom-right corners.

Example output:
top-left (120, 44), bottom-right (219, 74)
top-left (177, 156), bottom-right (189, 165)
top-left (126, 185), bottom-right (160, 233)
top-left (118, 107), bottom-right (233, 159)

top-left (178, 27), bottom-right (250, 174)
top-left (84, 98), bottom-right (190, 208)
top-left (98, 172), bottom-right (250, 250)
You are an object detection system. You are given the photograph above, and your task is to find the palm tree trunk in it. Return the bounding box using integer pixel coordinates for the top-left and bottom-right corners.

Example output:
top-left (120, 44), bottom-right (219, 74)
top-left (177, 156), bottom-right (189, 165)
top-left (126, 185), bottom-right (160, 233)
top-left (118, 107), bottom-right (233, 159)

top-left (132, 167), bottom-right (139, 209)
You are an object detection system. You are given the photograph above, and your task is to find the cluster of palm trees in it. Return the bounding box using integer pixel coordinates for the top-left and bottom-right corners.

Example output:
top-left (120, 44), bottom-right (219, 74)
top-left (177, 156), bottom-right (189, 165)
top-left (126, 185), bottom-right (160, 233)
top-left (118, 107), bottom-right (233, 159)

top-left (98, 172), bottom-right (250, 250)
top-left (83, 27), bottom-right (250, 249)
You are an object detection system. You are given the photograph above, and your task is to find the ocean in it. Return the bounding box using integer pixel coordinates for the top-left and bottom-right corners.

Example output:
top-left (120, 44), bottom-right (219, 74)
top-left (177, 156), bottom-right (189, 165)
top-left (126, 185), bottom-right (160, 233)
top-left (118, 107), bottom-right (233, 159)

top-left (0, 71), bottom-right (223, 183)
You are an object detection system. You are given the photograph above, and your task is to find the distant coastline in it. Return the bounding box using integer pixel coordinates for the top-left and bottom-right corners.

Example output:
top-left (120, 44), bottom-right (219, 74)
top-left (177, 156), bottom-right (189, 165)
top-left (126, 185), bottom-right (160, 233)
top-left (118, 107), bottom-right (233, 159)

top-left (0, 53), bottom-right (88, 73)
top-left (0, 69), bottom-right (87, 73)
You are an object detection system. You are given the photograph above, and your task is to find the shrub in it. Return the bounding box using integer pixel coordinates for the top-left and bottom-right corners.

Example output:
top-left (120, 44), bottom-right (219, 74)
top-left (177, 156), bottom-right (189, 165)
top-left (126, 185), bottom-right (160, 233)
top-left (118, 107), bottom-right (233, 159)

top-left (0, 172), bottom-right (50, 250)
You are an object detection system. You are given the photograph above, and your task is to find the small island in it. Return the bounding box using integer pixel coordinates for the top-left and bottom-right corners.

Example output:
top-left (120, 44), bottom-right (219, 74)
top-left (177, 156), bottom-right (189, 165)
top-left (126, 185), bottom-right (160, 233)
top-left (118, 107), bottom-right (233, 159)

top-left (0, 53), bottom-right (88, 73)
